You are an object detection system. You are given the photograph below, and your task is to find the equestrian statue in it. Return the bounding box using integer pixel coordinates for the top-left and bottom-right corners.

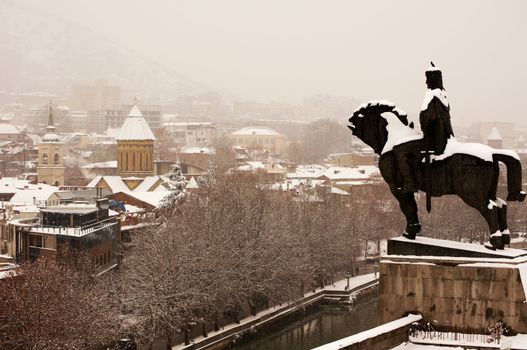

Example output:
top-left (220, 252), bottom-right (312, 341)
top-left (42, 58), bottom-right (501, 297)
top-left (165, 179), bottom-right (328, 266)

top-left (347, 63), bottom-right (525, 250)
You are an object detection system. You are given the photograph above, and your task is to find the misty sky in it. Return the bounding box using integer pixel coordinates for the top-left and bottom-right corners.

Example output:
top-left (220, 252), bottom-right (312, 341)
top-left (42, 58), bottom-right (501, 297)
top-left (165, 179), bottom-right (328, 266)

top-left (21, 0), bottom-right (527, 126)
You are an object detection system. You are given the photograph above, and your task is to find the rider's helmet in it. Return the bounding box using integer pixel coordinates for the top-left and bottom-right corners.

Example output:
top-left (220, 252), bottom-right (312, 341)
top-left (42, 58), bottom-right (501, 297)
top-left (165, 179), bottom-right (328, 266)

top-left (425, 62), bottom-right (444, 90)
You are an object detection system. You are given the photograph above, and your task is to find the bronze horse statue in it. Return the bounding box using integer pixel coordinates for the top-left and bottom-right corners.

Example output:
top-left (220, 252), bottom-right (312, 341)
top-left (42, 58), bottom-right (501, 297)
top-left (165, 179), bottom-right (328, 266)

top-left (348, 101), bottom-right (525, 249)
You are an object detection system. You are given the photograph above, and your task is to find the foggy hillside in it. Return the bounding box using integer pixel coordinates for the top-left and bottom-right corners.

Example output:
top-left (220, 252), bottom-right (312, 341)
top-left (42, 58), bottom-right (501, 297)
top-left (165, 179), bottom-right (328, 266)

top-left (0, 1), bottom-right (206, 98)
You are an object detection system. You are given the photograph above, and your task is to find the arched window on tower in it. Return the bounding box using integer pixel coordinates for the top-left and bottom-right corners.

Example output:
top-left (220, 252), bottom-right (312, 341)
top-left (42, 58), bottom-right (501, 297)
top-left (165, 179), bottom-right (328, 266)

top-left (42, 153), bottom-right (48, 165)
top-left (53, 154), bottom-right (59, 165)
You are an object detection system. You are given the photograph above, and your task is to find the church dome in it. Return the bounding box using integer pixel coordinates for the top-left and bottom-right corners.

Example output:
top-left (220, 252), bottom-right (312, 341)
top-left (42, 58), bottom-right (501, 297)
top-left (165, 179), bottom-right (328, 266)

top-left (116, 105), bottom-right (156, 141)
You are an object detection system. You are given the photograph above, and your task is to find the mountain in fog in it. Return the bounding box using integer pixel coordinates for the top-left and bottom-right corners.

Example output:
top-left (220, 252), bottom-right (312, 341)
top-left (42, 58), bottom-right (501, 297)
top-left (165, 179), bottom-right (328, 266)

top-left (0, 1), bottom-right (206, 98)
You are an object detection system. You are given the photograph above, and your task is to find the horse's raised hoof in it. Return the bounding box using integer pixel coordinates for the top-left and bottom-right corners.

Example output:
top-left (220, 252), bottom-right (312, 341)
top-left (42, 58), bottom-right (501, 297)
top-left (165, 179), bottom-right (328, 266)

top-left (403, 232), bottom-right (416, 240)
top-left (507, 191), bottom-right (526, 202)
top-left (490, 235), bottom-right (504, 250)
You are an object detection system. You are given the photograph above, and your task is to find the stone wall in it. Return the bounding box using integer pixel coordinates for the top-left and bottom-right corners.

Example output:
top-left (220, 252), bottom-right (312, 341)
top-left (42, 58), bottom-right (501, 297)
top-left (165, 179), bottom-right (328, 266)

top-left (378, 260), bottom-right (527, 332)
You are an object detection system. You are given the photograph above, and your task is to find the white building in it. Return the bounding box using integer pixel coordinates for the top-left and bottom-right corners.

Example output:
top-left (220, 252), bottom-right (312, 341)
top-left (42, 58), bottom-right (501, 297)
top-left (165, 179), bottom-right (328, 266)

top-left (162, 121), bottom-right (216, 147)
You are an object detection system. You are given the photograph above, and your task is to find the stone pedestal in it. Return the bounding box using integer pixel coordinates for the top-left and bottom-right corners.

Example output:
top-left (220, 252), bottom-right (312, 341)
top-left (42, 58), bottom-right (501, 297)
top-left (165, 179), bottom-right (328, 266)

top-left (379, 237), bottom-right (527, 332)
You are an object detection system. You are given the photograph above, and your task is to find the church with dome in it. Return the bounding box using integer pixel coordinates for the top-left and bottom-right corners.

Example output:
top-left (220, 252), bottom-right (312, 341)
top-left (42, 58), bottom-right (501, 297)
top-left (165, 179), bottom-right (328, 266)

top-left (37, 102), bottom-right (65, 186)
top-left (116, 104), bottom-right (156, 177)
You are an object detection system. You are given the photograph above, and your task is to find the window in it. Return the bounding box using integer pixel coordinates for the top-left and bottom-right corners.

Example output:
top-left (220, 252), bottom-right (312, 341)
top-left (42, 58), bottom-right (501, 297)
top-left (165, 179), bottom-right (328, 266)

top-left (42, 153), bottom-right (48, 165)
top-left (53, 153), bottom-right (59, 164)
top-left (29, 235), bottom-right (44, 248)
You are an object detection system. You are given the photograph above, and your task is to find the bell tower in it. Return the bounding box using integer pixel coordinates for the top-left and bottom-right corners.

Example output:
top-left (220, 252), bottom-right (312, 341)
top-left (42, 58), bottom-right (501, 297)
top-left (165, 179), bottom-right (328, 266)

top-left (116, 104), bottom-right (156, 177)
top-left (37, 101), bottom-right (65, 186)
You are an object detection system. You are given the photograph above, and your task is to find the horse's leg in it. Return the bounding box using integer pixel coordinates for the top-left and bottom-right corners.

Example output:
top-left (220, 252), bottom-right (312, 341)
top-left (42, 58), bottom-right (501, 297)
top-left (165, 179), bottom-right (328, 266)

top-left (381, 154), bottom-right (420, 238)
top-left (477, 202), bottom-right (503, 250)
top-left (394, 191), bottom-right (420, 239)
top-left (496, 198), bottom-right (510, 245)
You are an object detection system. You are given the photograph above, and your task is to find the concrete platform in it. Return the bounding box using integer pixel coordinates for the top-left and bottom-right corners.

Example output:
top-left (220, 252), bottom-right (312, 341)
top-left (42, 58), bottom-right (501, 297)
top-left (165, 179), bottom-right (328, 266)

top-left (388, 236), bottom-right (527, 259)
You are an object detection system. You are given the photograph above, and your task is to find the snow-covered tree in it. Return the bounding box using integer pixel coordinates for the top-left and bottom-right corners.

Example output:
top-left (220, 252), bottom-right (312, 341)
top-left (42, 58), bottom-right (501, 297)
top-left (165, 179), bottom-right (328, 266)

top-left (157, 161), bottom-right (188, 217)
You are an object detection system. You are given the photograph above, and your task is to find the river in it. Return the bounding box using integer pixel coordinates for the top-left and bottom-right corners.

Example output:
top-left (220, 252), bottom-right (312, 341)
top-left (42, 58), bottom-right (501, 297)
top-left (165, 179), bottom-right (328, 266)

top-left (229, 299), bottom-right (378, 350)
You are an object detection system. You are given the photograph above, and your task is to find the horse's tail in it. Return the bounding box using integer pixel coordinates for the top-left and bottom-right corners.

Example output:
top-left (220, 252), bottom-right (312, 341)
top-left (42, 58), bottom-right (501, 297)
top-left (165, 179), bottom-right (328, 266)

top-left (493, 153), bottom-right (526, 202)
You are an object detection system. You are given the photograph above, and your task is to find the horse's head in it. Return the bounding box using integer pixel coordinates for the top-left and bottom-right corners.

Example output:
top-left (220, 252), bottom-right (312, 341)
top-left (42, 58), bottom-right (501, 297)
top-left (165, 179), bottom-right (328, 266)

top-left (348, 100), bottom-right (412, 155)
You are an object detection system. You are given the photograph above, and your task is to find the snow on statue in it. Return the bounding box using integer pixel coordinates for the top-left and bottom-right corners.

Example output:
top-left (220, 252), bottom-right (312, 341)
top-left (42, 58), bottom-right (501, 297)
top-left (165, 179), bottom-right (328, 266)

top-left (347, 63), bottom-right (525, 250)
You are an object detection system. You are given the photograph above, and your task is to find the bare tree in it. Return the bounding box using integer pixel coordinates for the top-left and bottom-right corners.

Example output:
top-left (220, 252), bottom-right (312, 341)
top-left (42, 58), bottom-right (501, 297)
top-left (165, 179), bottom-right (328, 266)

top-left (0, 257), bottom-right (118, 350)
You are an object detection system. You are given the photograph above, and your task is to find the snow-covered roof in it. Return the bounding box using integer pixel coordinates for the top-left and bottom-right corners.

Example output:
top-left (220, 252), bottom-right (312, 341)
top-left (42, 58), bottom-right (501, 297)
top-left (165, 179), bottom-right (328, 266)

top-left (123, 191), bottom-right (173, 207)
top-left (231, 127), bottom-right (281, 136)
top-left (319, 166), bottom-right (380, 181)
top-left (487, 126), bottom-right (502, 141)
top-left (116, 105), bottom-right (156, 141)
top-left (0, 124), bottom-right (21, 134)
top-left (329, 186), bottom-right (349, 195)
top-left (88, 175), bottom-right (171, 194)
top-left (287, 165), bottom-right (327, 179)
top-left (41, 131), bottom-right (62, 143)
top-left (180, 146), bottom-right (216, 155)
top-left (163, 122), bottom-right (213, 127)
top-left (271, 179), bottom-right (326, 192)
top-left (9, 186), bottom-right (59, 205)
top-left (124, 204), bottom-right (144, 213)
top-left (81, 160), bottom-right (117, 169)
top-left (128, 105), bottom-right (143, 117)
top-left (186, 177), bottom-right (199, 189)
top-left (86, 175), bottom-right (102, 188)
top-left (104, 127), bottom-right (121, 138)
top-left (0, 177), bottom-right (32, 192)
top-left (87, 176), bottom-right (130, 194)
top-left (132, 176), bottom-right (162, 192)
top-left (237, 161), bottom-right (266, 171)
top-left (0, 178), bottom-right (60, 205)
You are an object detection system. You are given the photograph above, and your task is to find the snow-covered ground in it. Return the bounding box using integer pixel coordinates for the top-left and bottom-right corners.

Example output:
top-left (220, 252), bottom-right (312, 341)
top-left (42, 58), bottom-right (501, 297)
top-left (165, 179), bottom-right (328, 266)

top-left (392, 344), bottom-right (463, 350)
top-left (407, 333), bottom-right (527, 349)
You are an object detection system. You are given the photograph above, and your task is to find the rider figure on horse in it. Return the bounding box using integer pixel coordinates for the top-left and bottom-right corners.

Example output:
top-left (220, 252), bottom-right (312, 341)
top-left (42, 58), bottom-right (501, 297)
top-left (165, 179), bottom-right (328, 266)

top-left (394, 62), bottom-right (455, 193)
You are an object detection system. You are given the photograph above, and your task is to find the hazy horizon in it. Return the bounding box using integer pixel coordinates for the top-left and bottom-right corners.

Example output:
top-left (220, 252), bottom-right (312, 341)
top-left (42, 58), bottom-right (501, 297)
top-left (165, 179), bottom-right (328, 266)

top-left (7, 0), bottom-right (527, 126)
